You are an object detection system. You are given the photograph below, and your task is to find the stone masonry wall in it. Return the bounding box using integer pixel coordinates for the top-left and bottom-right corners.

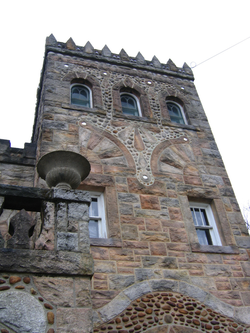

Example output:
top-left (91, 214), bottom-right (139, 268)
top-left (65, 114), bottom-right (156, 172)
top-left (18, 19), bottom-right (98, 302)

top-left (33, 48), bottom-right (250, 320)
top-left (0, 140), bottom-right (36, 187)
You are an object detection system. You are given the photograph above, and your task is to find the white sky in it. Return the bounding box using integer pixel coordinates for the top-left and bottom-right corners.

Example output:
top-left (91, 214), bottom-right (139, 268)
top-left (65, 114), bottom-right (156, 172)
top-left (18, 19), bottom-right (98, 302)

top-left (0, 0), bottom-right (249, 212)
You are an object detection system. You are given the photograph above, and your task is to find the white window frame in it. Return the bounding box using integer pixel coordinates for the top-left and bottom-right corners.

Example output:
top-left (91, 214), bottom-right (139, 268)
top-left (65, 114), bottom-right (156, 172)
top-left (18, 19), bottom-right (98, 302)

top-left (189, 202), bottom-right (222, 246)
top-left (166, 101), bottom-right (187, 125)
top-left (120, 92), bottom-right (142, 117)
top-left (89, 192), bottom-right (107, 238)
top-left (71, 83), bottom-right (93, 108)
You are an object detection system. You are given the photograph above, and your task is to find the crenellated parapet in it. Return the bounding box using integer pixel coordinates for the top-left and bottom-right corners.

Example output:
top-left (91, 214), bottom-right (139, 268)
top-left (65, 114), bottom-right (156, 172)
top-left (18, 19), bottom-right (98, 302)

top-left (45, 34), bottom-right (194, 80)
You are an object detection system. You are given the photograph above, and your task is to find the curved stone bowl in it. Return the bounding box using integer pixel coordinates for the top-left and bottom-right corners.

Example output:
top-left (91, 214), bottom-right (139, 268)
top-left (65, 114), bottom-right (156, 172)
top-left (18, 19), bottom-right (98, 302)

top-left (37, 151), bottom-right (91, 189)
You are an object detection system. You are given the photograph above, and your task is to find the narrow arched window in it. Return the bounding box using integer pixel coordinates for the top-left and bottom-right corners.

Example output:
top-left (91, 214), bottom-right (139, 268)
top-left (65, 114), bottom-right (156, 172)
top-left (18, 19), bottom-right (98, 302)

top-left (166, 101), bottom-right (186, 124)
top-left (71, 84), bottom-right (91, 107)
top-left (121, 93), bottom-right (141, 116)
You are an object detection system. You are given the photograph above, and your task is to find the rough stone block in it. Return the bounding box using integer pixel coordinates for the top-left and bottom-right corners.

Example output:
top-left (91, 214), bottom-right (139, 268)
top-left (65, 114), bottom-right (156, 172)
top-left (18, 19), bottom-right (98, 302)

top-left (33, 276), bottom-right (74, 307)
top-left (56, 308), bottom-right (92, 333)
top-left (0, 290), bottom-right (46, 333)
top-left (135, 268), bottom-right (162, 281)
top-left (150, 279), bottom-right (179, 292)
top-left (97, 293), bottom-right (131, 323)
top-left (109, 274), bottom-right (135, 290)
top-left (123, 281), bottom-right (152, 300)
top-left (57, 232), bottom-right (78, 251)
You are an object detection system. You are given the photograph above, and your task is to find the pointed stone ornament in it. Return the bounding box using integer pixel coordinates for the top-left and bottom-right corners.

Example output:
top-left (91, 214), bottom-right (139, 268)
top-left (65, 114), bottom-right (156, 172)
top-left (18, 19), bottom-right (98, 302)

top-left (102, 45), bottom-right (112, 57)
top-left (66, 37), bottom-right (76, 50)
top-left (152, 56), bottom-right (161, 68)
top-left (134, 128), bottom-right (145, 151)
top-left (182, 62), bottom-right (193, 75)
top-left (119, 49), bottom-right (129, 61)
top-left (166, 59), bottom-right (178, 71)
top-left (136, 52), bottom-right (146, 65)
top-left (46, 34), bottom-right (57, 46)
top-left (7, 210), bottom-right (35, 249)
top-left (84, 41), bottom-right (94, 54)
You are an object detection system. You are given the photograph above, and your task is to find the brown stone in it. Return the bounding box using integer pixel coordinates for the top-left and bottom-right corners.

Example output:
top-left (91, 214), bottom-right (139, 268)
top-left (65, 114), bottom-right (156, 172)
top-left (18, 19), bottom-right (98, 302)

top-left (1, 329), bottom-right (9, 333)
top-left (23, 276), bottom-right (31, 284)
top-left (15, 285), bottom-right (25, 289)
top-left (0, 279), bottom-right (6, 284)
top-left (30, 288), bottom-right (37, 295)
top-left (0, 286), bottom-right (10, 291)
top-left (47, 329), bottom-right (55, 333)
top-left (44, 303), bottom-right (54, 309)
top-left (33, 276), bottom-right (74, 307)
top-left (140, 195), bottom-right (160, 210)
top-left (47, 312), bottom-right (54, 324)
top-left (150, 243), bottom-right (167, 256)
top-left (9, 276), bottom-right (21, 284)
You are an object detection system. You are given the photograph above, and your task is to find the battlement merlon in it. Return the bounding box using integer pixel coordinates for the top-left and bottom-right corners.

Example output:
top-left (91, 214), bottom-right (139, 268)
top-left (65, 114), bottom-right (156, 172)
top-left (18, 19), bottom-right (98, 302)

top-left (45, 34), bottom-right (194, 80)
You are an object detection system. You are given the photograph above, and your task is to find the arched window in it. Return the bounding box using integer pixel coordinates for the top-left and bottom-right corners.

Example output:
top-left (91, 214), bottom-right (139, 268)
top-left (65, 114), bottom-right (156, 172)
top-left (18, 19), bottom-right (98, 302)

top-left (120, 93), bottom-right (141, 117)
top-left (166, 101), bottom-right (187, 124)
top-left (71, 84), bottom-right (92, 107)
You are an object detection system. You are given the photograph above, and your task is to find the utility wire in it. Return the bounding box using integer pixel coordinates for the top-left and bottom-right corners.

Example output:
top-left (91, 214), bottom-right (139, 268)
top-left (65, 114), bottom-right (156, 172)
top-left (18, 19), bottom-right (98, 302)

top-left (191, 36), bottom-right (250, 68)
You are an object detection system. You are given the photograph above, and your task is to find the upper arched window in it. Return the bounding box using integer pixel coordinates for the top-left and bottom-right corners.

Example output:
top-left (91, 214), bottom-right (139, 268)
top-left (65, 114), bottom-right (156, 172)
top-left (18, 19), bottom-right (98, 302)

top-left (120, 93), bottom-right (141, 117)
top-left (166, 101), bottom-right (187, 124)
top-left (71, 84), bottom-right (92, 107)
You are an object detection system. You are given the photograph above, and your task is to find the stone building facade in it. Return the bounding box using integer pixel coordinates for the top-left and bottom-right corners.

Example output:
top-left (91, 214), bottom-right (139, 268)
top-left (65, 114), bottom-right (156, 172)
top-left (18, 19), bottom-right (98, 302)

top-left (0, 34), bottom-right (250, 333)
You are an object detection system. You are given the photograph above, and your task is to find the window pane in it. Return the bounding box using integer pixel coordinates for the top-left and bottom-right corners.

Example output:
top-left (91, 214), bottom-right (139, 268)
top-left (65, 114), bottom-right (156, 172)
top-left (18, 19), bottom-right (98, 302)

top-left (71, 85), bottom-right (90, 107)
top-left (196, 229), bottom-right (212, 245)
top-left (89, 220), bottom-right (99, 238)
top-left (167, 102), bottom-right (185, 124)
top-left (90, 198), bottom-right (98, 216)
top-left (194, 208), bottom-right (204, 226)
top-left (121, 94), bottom-right (139, 116)
top-left (200, 209), bottom-right (209, 226)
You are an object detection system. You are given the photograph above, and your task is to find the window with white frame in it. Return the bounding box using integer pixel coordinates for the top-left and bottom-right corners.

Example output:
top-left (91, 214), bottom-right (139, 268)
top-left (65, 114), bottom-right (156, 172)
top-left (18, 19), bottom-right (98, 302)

top-left (120, 93), bottom-right (141, 117)
top-left (166, 101), bottom-right (187, 125)
top-left (71, 84), bottom-right (92, 107)
top-left (89, 193), bottom-right (107, 238)
top-left (189, 202), bottom-right (222, 246)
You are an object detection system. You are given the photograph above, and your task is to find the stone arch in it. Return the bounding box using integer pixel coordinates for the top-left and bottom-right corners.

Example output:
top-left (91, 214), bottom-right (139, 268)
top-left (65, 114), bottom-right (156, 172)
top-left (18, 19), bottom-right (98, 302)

top-left (159, 89), bottom-right (190, 123)
top-left (93, 279), bottom-right (250, 333)
top-left (150, 137), bottom-right (198, 180)
top-left (112, 79), bottom-right (153, 119)
top-left (79, 122), bottom-right (136, 171)
top-left (62, 72), bottom-right (103, 108)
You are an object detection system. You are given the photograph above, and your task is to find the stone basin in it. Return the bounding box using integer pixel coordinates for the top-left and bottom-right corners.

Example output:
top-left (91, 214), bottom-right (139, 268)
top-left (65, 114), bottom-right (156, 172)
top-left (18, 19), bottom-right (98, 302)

top-left (37, 151), bottom-right (91, 189)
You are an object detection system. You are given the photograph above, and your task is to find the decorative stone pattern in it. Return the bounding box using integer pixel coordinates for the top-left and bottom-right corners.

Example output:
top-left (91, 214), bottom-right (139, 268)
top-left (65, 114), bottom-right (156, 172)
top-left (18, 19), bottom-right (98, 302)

top-left (0, 273), bottom-right (55, 333)
top-left (79, 115), bottom-right (186, 186)
top-left (93, 291), bottom-right (250, 333)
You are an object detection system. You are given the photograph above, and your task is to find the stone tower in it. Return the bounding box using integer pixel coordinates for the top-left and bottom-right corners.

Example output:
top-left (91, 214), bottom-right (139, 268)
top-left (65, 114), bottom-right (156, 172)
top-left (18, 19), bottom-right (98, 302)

top-left (0, 34), bottom-right (250, 333)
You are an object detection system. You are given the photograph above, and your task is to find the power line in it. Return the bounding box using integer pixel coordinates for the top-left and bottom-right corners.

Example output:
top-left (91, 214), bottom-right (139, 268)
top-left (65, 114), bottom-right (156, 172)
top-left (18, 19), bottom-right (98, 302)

top-left (191, 36), bottom-right (250, 68)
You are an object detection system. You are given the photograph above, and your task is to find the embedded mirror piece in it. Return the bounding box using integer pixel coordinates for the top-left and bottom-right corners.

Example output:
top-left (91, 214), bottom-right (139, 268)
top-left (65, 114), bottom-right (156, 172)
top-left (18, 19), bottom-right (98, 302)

top-left (37, 151), bottom-right (91, 189)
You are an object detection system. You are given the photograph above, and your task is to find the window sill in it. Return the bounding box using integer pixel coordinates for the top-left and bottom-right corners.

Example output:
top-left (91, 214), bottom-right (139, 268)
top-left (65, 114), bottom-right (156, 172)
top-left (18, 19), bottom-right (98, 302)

top-left (62, 103), bottom-right (106, 115)
top-left (113, 112), bottom-right (157, 124)
top-left (191, 243), bottom-right (239, 254)
top-left (90, 238), bottom-right (122, 247)
top-left (161, 119), bottom-right (199, 131)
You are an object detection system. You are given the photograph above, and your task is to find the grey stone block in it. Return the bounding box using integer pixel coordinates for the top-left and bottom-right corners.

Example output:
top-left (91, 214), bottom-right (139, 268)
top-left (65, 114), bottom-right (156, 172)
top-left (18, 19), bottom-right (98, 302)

top-left (179, 281), bottom-right (208, 303)
top-left (123, 281), bottom-right (152, 300)
top-left (0, 249), bottom-right (94, 275)
top-left (0, 290), bottom-right (46, 333)
top-left (98, 293), bottom-right (131, 323)
top-left (163, 269), bottom-right (190, 282)
top-left (235, 236), bottom-right (250, 248)
top-left (109, 274), bottom-right (135, 290)
top-left (57, 232), bottom-right (78, 251)
top-left (150, 279), bottom-right (179, 292)
top-left (204, 293), bottom-right (234, 319)
top-left (135, 268), bottom-right (162, 281)
top-left (234, 306), bottom-right (250, 325)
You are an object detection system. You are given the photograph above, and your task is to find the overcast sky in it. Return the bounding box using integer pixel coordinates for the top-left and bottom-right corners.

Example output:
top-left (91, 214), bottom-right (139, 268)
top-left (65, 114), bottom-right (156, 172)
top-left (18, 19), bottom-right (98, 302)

top-left (0, 0), bottom-right (249, 212)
